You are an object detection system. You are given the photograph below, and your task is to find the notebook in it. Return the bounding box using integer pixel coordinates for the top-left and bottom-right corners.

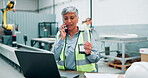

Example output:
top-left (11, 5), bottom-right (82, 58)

top-left (15, 50), bottom-right (79, 78)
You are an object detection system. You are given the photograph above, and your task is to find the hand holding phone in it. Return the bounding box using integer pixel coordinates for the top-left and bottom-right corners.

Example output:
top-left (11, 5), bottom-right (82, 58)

top-left (60, 24), bottom-right (67, 40)
top-left (64, 26), bottom-right (68, 33)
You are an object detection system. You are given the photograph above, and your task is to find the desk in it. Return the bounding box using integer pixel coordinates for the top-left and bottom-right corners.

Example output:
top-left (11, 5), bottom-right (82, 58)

top-left (99, 37), bottom-right (147, 71)
top-left (60, 70), bottom-right (84, 78)
top-left (60, 70), bottom-right (124, 78)
top-left (84, 73), bottom-right (124, 78)
top-left (31, 38), bottom-right (56, 50)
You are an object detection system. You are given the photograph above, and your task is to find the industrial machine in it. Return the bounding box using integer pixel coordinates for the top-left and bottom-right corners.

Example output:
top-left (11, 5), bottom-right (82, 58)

top-left (0, 0), bottom-right (17, 46)
top-left (38, 22), bottom-right (58, 38)
top-left (1, 0), bottom-right (16, 35)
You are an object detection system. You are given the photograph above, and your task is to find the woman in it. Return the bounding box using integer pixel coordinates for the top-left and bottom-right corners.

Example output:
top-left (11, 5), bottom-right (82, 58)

top-left (52, 6), bottom-right (100, 72)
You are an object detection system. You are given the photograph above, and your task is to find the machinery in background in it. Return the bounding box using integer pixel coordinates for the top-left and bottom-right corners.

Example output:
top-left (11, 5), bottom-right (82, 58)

top-left (0, 0), bottom-right (17, 47)
top-left (1, 0), bottom-right (16, 35)
top-left (37, 22), bottom-right (58, 50)
top-left (38, 22), bottom-right (58, 38)
top-left (23, 34), bottom-right (28, 45)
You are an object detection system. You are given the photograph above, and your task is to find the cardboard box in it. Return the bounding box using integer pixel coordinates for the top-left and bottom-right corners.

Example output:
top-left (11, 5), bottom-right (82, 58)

top-left (140, 48), bottom-right (148, 54)
top-left (141, 54), bottom-right (148, 62)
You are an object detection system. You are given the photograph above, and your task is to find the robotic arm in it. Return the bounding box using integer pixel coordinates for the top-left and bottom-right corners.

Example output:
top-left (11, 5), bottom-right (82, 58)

top-left (6, 0), bottom-right (15, 11)
top-left (1, 0), bottom-right (16, 35)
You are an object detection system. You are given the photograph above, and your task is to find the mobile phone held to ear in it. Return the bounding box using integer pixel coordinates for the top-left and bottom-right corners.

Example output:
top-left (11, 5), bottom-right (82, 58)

top-left (64, 26), bottom-right (68, 33)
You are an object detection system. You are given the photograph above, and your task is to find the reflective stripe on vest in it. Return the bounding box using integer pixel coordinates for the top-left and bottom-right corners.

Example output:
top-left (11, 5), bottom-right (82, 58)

top-left (57, 30), bottom-right (96, 72)
top-left (56, 31), bottom-right (60, 40)
top-left (57, 37), bottom-right (66, 70)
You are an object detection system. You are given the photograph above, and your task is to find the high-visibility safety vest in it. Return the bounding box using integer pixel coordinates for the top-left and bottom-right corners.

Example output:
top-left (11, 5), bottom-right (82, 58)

top-left (56, 31), bottom-right (60, 40)
top-left (57, 30), bottom-right (96, 72)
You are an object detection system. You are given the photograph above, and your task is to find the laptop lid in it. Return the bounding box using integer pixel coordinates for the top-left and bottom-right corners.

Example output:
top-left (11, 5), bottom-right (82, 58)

top-left (15, 50), bottom-right (60, 78)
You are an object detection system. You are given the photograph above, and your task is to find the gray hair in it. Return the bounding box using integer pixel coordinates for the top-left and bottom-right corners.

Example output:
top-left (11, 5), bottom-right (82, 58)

top-left (61, 6), bottom-right (78, 17)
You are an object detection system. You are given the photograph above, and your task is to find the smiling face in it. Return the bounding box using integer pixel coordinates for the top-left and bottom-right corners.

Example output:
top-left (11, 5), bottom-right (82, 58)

top-left (63, 12), bottom-right (78, 31)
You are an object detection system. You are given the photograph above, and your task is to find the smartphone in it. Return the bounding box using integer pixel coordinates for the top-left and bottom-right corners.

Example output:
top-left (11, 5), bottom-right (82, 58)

top-left (64, 26), bottom-right (68, 33)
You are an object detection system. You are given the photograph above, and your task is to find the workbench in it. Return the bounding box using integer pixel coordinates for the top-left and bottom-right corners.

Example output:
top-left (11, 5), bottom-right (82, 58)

top-left (31, 38), bottom-right (56, 50)
top-left (99, 37), bottom-right (148, 71)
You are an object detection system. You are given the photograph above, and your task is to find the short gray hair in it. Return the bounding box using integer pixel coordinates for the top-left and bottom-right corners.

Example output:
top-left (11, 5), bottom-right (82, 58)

top-left (61, 6), bottom-right (78, 17)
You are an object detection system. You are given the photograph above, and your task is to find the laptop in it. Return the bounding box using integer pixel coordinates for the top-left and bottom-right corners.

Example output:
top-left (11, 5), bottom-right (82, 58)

top-left (15, 50), bottom-right (79, 78)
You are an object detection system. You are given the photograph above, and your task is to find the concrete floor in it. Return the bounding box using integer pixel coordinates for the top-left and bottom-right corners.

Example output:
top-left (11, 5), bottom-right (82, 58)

top-left (0, 57), bottom-right (24, 78)
top-left (0, 57), bottom-right (125, 78)
top-left (97, 59), bottom-right (125, 74)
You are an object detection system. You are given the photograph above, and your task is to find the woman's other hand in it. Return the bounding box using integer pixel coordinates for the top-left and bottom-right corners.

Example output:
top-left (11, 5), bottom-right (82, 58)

top-left (84, 41), bottom-right (92, 55)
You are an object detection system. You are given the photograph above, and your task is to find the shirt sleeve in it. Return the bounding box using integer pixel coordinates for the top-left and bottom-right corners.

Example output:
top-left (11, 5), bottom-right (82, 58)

top-left (51, 38), bottom-right (64, 60)
top-left (86, 33), bottom-right (101, 63)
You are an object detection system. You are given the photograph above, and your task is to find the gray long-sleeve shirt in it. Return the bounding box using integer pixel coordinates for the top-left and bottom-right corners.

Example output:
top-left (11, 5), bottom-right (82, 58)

top-left (51, 31), bottom-right (100, 70)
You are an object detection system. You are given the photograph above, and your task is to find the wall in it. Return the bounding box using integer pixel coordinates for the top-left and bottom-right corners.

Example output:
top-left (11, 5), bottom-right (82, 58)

top-left (38, 0), bottom-right (73, 14)
top-left (39, 0), bottom-right (51, 8)
top-left (39, 0), bottom-right (53, 14)
top-left (0, 0), bottom-right (3, 8)
top-left (93, 0), bottom-right (148, 26)
top-left (94, 24), bottom-right (148, 54)
top-left (38, 0), bottom-right (148, 26)
top-left (16, 0), bottom-right (38, 12)
top-left (94, 24), bottom-right (148, 38)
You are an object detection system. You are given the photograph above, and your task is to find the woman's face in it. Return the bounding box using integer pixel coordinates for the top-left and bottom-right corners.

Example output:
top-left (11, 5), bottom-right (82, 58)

top-left (63, 12), bottom-right (78, 31)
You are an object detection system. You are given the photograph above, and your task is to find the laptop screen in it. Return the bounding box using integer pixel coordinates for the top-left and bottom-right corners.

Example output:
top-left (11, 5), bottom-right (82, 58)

top-left (15, 50), bottom-right (60, 78)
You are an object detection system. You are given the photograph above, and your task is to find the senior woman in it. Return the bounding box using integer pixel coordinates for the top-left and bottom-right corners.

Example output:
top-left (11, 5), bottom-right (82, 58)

top-left (51, 6), bottom-right (100, 72)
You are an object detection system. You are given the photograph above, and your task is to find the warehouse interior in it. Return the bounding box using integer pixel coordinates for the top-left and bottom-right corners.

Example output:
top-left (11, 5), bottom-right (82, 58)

top-left (0, 0), bottom-right (148, 78)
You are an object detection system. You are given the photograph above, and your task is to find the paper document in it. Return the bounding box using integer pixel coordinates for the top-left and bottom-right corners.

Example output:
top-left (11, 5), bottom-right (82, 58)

top-left (84, 73), bottom-right (119, 78)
